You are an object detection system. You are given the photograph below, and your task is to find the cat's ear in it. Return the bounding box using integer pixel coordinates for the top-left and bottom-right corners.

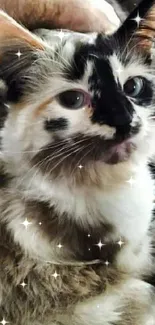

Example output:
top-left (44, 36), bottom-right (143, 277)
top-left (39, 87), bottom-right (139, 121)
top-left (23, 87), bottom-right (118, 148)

top-left (0, 10), bottom-right (46, 102)
top-left (115, 0), bottom-right (155, 54)
top-left (0, 10), bottom-right (45, 49)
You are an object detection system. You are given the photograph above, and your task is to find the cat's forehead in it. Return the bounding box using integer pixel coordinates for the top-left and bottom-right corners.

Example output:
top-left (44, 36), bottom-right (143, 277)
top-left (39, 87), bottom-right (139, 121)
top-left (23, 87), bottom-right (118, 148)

top-left (51, 31), bottom-right (147, 86)
top-left (43, 30), bottom-right (146, 82)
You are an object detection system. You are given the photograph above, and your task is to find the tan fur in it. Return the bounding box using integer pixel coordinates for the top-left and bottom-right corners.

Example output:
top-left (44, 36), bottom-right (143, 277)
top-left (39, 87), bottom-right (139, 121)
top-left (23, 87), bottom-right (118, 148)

top-left (0, 10), bottom-right (45, 49)
top-left (135, 4), bottom-right (155, 51)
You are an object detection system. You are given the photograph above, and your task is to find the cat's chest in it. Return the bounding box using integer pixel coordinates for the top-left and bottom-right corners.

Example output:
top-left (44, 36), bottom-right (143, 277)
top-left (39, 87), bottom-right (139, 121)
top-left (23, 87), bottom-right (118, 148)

top-left (52, 167), bottom-right (154, 243)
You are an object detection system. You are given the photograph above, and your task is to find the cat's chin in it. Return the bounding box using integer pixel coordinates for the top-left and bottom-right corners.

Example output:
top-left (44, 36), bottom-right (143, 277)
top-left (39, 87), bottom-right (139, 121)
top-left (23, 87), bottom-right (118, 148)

top-left (101, 141), bottom-right (136, 165)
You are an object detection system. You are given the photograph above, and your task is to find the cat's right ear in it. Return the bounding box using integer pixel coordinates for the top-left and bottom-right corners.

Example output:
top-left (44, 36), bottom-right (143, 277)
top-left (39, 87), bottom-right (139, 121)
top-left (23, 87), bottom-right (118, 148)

top-left (0, 10), bottom-right (46, 102)
top-left (115, 0), bottom-right (155, 55)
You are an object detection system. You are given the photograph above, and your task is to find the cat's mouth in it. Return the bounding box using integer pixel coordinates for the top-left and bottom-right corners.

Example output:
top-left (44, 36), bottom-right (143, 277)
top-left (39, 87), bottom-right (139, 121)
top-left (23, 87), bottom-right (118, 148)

top-left (101, 140), bottom-right (136, 165)
top-left (32, 135), bottom-right (137, 176)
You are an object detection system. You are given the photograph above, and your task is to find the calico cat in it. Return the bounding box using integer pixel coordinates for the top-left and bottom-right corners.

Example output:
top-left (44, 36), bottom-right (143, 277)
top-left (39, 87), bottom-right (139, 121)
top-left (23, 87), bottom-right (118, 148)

top-left (0, 0), bottom-right (155, 324)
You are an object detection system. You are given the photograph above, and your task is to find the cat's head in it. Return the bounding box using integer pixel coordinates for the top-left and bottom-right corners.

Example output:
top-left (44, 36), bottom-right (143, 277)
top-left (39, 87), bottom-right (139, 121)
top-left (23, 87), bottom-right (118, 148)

top-left (0, 0), bottom-right (155, 190)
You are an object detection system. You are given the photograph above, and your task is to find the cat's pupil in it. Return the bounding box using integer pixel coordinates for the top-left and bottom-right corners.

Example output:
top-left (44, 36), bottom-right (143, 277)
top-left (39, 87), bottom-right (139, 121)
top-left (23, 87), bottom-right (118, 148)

top-left (57, 90), bottom-right (85, 109)
top-left (124, 77), bottom-right (144, 98)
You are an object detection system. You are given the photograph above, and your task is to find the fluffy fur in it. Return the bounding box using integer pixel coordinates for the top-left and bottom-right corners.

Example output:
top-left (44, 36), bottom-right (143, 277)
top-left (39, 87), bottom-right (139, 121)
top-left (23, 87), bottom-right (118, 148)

top-left (0, 1), bottom-right (155, 324)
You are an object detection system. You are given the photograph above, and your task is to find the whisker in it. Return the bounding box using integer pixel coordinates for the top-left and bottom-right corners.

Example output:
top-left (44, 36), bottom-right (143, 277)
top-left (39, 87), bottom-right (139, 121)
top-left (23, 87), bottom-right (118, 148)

top-left (70, 143), bottom-right (93, 176)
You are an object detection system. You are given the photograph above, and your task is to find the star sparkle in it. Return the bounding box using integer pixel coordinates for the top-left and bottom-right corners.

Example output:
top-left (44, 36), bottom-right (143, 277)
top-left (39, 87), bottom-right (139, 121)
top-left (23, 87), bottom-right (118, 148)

top-left (15, 50), bottom-right (22, 58)
top-left (131, 12), bottom-right (143, 27)
top-left (57, 243), bottom-right (63, 249)
top-left (58, 30), bottom-right (65, 42)
top-left (126, 176), bottom-right (136, 187)
top-left (78, 165), bottom-right (83, 169)
top-left (115, 67), bottom-right (123, 75)
top-left (104, 260), bottom-right (110, 266)
top-left (52, 271), bottom-right (60, 279)
top-left (20, 281), bottom-right (27, 288)
top-left (0, 319), bottom-right (9, 325)
top-left (117, 238), bottom-right (124, 248)
top-left (87, 234), bottom-right (91, 238)
top-left (21, 218), bottom-right (32, 229)
top-left (39, 222), bottom-right (42, 226)
top-left (95, 240), bottom-right (105, 250)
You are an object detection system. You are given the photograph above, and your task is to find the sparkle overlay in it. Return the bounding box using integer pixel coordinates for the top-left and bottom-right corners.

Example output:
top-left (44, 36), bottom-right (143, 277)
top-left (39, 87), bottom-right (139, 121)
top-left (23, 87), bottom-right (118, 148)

top-left (15, 50), bottom-right (22, 58)
top-left (0, 319), bottom-right (9, 325)
top-left (20, 281), bottom-right (27, 288)
top-left (57, 244), bottom-right (63, 249)
top-left (58, 30), bottom-right (65, 42)
top-left (117, 238), bottom-right (124, 248)
top-left (95, 240), bottom-right (105, 250)
top-left (21, 218), bottom-right (32, 229)
top-left (104, 260), bottom-right (110, 266)
top-left (78, 165), bottom-right (83, 169)
top-left (131, 12), bottom-right (143, 27)
top-left (126, 176), bottom-right (136, 187)
top-left (52, 271), bottom-right (60, 279)
top-left (115, 67), bottom-right (123, 75)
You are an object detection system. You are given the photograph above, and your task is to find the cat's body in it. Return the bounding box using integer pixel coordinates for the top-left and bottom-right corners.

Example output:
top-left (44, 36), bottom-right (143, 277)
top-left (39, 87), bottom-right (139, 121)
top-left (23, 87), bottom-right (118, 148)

top-left (0, 0), bottom-right (155, 324)
top-left (0, 165), bottom-right (155, 325)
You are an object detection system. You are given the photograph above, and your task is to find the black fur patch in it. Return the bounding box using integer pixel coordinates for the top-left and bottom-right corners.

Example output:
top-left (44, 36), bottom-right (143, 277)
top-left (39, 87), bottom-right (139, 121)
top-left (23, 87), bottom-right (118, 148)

top-left (45, 118), bottom-right (68, 132)
top-left (0, 169), bottom-right (11, 188)
top-left (0, 104), bottom-right (8, 129)
top-left (148, 162), bottom-right (155, 179)
top-left (88, 57), bottom-right (135, 130)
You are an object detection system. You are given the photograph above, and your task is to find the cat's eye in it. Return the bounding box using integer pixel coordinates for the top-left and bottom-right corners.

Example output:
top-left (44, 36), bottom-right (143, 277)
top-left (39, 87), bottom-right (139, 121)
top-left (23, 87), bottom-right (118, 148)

top-left (57, 90), bottom-right (90, 109)
top-left (124, 77), bottom-right (145, 98)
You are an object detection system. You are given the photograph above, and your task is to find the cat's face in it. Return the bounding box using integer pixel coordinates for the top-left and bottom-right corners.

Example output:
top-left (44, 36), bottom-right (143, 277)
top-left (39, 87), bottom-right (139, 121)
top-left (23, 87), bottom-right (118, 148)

top-left (0, 0), bottom-right (155, 188)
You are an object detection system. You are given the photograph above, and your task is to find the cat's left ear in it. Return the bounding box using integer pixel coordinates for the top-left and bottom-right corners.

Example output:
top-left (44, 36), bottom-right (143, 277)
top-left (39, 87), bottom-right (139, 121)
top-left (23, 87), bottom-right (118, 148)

top-left (0, 10), bottom-right (46, 102)
top-left (0, 10), bottom-right (45, 49)
top-left (115, 0), bottom-right (155, 54)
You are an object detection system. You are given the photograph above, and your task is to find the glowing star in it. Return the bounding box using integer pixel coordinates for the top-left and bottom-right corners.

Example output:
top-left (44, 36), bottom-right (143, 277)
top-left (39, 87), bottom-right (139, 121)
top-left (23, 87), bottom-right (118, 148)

top-left (104, 260), bottom-right (110, 266)
top-left (0, 319), bottom-right (9, 325)
top-left (115, 67), bottom-right (123, 75)
top-left (126, 176), bottom-right (136, 187)
top-left (78, 165), bottom-right (83, 169)
top-left (20, 281), bottom-right (27, 288)
top-left (88, 248), bottom-right (91, 251)
top-left (16, 50), bottom-right (22, 58)
top-left (52, 271), bottom-right (60, 279)
top-left (97, 305), bottom-right (100, 309)
top-left (117, 238), bottom-right (124, 248)
top-left (21, 218), bottom-right (32, 229)
top-left (131, 12), bottom-right (143, 27)
top-left (95, 240), bottom-right (105, 250)
top-left (87, 234), bottom-right (91, 238)
top-left (57, 243), bottom-right (63, 249)
top-left (39, 222), bottom-right (42, 226)
top-left (58, 30), bottom-right (65, 42)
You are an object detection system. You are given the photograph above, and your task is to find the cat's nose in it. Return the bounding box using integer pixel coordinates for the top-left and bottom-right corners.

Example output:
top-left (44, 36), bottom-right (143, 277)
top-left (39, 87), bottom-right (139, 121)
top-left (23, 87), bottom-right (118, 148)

top-left (116, 121), bottom-right (141, 140)
top-left (111, 110), bottom-right (132, 127)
